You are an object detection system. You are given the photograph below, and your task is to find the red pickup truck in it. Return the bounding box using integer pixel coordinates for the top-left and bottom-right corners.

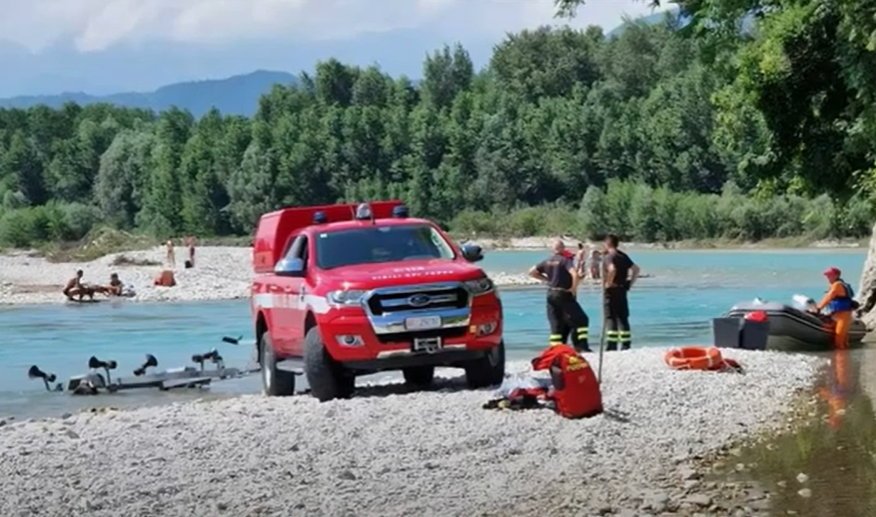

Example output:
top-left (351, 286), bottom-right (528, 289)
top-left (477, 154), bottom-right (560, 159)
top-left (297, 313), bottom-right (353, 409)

top-left (251, 201), bottom-right (505, 401)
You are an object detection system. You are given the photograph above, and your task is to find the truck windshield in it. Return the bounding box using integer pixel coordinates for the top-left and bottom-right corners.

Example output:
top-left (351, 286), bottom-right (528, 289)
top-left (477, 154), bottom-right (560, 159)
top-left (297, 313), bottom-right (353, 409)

top-left (315, 224), bottom-right (456, 269)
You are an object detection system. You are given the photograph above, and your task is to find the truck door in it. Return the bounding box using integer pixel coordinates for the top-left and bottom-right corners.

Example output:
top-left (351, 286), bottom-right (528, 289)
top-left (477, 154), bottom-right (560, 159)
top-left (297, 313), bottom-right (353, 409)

top-left (280, 234), bottom-right (309, 356)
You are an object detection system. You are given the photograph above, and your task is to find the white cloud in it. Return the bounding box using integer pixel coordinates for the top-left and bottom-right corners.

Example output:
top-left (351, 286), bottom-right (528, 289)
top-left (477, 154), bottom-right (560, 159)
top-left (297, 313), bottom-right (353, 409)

top-left (0, 0), bottom-right (667, 53)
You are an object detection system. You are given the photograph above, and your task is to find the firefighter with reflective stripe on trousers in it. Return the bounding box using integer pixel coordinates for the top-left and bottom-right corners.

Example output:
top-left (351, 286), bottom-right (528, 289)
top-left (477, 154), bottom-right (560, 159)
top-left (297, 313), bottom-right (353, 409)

top-left (602, 234), bottom-right (640, 351)
top-left (813, 267), bottom-right (857, 349)
top-left (528, 239), bottom-right (592, 353)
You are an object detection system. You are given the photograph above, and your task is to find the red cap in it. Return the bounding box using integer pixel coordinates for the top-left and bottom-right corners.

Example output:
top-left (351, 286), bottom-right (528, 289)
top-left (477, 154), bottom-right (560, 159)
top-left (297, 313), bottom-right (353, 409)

top-left (823, 267), bottom-right (841, 277)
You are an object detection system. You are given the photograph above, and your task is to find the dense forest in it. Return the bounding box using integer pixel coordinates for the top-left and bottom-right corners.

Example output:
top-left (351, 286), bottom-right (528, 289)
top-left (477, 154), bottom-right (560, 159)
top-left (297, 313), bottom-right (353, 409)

top-left (1, 0), bottom-right (875, 248)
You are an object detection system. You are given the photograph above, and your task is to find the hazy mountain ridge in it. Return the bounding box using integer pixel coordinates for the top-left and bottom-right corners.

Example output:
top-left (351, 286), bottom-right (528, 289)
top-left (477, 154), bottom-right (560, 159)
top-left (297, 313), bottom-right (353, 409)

top-left (0, 13), bottom-right (681, 117)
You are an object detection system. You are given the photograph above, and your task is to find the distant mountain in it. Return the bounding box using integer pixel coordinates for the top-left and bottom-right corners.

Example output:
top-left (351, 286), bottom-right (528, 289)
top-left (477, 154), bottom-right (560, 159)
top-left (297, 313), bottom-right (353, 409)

top-left (0, 70), bottom-right (296, 117)
top-left (0, 12), bottom-right (683, 118)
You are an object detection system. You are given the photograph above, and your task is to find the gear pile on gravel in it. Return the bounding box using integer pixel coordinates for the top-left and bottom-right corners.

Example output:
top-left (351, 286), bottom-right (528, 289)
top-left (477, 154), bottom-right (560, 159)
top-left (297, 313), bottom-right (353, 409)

top-left (0, 348), bottom-right (821, 517)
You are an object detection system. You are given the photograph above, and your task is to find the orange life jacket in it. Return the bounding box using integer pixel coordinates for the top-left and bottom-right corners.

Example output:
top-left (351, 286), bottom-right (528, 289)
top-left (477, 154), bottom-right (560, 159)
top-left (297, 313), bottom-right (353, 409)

top-left (532, 345), bottom-right (603, 419)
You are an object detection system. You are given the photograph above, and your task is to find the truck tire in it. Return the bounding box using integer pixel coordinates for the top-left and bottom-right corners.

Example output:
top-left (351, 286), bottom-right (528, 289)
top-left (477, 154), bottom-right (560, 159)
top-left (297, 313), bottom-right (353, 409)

top-left (464, 341), bottom-right (506, 389)
top-left (260, 333), bottom-right (296, 397)
top-left (402, 366), bottom-right (435, 387)
top-left (304, 327), bottom-right (355, 402)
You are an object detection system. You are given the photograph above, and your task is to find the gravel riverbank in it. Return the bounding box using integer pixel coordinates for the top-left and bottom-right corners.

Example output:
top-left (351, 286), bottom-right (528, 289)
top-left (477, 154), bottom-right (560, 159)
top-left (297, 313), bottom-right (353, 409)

top-left (0, 246), bottom-right (546, 306)
top-left (0, 348), bottom-right (821, 516)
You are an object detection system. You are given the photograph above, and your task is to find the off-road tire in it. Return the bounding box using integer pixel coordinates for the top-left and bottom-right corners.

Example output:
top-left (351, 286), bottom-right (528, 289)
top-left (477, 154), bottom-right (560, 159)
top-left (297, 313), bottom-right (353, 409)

top-left (260, 333), bottom-right (295, 396)
top-left (464, 340), bottom-right (506, 389)
top-left (304, 327), bottom-right (355, 402)
top-left (402, 366), bottom-right (435, 388)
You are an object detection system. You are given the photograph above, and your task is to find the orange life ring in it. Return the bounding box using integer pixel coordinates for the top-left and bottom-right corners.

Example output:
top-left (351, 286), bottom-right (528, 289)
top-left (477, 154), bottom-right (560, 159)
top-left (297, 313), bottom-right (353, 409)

top-left (664, 346), bottom-right (724, 371)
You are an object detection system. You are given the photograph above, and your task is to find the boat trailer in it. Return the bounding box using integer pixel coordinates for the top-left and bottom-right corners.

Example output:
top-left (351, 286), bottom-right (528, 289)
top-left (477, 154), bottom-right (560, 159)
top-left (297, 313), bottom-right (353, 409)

top-left (28, 336), bottom-right (259, 395)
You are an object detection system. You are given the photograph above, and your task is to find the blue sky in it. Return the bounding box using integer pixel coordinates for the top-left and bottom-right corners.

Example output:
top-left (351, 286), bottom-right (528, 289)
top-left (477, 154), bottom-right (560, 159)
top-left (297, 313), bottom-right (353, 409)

top-left (0, 0), bottom-right (669, 96)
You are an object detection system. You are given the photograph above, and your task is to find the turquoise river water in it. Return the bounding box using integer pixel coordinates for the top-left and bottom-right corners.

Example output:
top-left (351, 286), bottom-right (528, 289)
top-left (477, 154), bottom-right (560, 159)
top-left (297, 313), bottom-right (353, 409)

top-left (0, 248), bottom-right (867, 418)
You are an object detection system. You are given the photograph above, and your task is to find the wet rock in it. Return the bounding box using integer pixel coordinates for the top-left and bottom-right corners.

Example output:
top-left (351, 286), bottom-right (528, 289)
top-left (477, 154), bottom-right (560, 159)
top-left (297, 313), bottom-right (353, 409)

top-left (338, 470), bottom-right (356, 481)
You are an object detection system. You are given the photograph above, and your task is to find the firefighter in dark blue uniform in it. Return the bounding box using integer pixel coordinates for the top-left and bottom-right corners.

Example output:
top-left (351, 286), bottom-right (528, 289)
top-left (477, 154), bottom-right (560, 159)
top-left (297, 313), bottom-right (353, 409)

top-left (529, 239), bottom-right (592, 353)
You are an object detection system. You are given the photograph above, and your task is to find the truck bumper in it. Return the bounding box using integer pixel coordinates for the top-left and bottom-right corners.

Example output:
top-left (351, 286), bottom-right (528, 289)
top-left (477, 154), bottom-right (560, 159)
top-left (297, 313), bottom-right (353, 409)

top-left (318, 293), bottom-right (503, 371)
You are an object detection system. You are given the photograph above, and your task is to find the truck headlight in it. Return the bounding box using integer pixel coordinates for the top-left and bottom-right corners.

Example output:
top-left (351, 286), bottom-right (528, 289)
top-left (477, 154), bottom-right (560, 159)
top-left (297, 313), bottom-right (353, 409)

top-left (464, 277), bottom-right (494, 296)
top-left (327, 290), bottom-right (367, 306)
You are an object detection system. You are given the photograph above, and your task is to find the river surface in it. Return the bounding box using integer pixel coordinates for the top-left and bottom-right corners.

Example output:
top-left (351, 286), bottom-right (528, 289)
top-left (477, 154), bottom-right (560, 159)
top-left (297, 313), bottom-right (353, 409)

top-left (728, 345), bottom-right (876, 517)
top-left (0, 248), bottom-right (866, 419)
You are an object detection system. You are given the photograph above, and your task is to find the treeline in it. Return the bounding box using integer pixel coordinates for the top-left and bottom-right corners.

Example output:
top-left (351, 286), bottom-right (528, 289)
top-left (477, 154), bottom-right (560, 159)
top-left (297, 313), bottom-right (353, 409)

top-left (0, 16), bottom-right (873, 249)
top-left (452, 180), bottom-right (873, 241)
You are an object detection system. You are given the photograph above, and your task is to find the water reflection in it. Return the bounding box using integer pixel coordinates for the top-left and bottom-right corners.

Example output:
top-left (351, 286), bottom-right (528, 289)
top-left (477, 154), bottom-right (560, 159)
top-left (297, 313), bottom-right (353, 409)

top-left (737, 348), bottom-right (876, 517)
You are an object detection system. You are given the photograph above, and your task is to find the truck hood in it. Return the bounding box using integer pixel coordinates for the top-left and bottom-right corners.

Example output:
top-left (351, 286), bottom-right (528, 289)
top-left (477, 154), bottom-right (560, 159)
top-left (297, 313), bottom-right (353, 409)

top-left (319, 259), bottom-right (486, 288)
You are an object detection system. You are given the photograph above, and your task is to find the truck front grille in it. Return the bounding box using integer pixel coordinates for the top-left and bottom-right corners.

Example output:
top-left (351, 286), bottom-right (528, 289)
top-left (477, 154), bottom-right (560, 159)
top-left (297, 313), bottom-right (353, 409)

top-left (375, 327), bottom-right (468, 344)
top-left (367, 286), bottom-right (469, 316)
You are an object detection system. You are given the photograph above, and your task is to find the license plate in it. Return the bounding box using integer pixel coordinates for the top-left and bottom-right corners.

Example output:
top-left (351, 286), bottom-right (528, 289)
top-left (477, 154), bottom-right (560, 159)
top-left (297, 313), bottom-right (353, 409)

top-left (404, 315), bottom-right (442, 330)
top-left (413, 337), bottom-right (443, 353)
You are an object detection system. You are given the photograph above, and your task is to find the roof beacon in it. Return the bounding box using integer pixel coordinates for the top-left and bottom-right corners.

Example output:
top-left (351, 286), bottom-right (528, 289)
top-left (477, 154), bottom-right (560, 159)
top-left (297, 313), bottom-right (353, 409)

top-left (392, 205), bottom-right (409, 218)
top-left (354, 203), bottom-right (373, 221)
top-left (313, 211), bottom-right (328, 224)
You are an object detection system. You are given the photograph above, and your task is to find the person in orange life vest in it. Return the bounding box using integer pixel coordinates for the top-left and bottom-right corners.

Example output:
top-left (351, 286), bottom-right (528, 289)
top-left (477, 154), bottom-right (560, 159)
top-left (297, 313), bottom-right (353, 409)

top-left (531, 344), bottom-right (603, 419)
top-left (813, 267), bottom-right (857, 349)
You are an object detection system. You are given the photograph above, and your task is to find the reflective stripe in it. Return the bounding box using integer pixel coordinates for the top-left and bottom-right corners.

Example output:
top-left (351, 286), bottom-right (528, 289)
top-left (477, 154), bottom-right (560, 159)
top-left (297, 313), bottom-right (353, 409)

top-left (251, 291), bottom-right (331, 314)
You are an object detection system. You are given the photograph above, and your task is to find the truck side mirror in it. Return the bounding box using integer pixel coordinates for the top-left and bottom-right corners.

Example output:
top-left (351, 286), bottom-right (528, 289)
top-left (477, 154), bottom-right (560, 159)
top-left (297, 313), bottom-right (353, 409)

top-left (460, 243), bottom-right (484, 263)
top-left (274, 257), bottom-right (306, 277)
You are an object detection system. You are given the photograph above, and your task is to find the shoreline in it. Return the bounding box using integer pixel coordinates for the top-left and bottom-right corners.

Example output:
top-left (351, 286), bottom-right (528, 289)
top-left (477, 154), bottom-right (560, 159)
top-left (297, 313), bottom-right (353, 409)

top-left (0, 240), bottom-right (863, 307)
top-left (468, 235), bottom-right (867, 251)
top-left (0, 348), bottom-right (822, 516)
top-left (0, 245), bottom-right (599, 307)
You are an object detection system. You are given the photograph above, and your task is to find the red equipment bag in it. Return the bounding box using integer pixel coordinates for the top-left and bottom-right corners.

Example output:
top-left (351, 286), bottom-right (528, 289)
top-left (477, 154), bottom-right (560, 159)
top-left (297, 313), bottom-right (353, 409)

top-left (532, 345), bottom-right (603, 419)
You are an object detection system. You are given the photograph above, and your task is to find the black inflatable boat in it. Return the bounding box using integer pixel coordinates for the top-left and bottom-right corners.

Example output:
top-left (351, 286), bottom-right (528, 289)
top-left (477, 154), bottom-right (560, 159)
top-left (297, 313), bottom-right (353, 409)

top-left (724, 300), bottom-right (867, 352)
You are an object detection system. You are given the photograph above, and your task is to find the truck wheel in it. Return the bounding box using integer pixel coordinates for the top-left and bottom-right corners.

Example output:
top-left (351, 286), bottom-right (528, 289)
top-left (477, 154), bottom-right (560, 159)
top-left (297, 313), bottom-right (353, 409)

top-left (464, 341), bottom-right (506, 389)
top-left (402, 366), bottom-right (435, 388)
top-left (260, 333), bottom-right (295, 397)
top-left (304, 327), bottom-right (354, 402)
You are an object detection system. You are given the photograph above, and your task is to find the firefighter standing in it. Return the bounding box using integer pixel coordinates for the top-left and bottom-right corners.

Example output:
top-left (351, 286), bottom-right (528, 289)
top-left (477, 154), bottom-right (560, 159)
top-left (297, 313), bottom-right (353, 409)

top-left (529, 239), bottom-right (592, 353)
top-left (603, 234), bottom-right (640, 351)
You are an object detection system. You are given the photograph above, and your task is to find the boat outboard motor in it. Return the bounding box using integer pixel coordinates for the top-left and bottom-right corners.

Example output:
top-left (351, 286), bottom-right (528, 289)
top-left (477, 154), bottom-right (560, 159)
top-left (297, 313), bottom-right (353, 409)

top-left (88, 356), bottom-right (117, 384)
top-left (192, 349), bottom-right (224, 370)
top-left (28, 365), bottom-right (62, 391)
top-left (133, 354), bottom-right (158, 376)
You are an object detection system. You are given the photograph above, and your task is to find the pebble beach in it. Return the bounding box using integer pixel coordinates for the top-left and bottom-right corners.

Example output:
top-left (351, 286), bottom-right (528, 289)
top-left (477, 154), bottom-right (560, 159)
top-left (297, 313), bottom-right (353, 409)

top-left (0, 245), bottom-right (549, 306)
top-left (0, 348), bottom-right (821, 517)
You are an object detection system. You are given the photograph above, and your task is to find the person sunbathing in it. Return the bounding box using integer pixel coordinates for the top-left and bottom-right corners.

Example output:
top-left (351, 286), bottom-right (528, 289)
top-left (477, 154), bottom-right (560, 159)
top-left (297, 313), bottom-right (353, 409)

top-left (63, 270), bottom-right (84, 301)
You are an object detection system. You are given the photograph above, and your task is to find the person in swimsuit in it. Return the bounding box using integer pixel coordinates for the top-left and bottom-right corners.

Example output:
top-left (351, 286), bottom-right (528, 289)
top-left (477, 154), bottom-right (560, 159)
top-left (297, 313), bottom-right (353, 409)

top-left (575, 243), bottom-right (587, 279)
top-left (165, 239), bottom-right (175, 268)
top-left (184, 236), bottom-right (196, 267)
top-left (589, 249), bottom-right (601, 280)
top-left (63, 270), bottom-right (84, 300)
top-left (105, 273), bottom-right (123, 296)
